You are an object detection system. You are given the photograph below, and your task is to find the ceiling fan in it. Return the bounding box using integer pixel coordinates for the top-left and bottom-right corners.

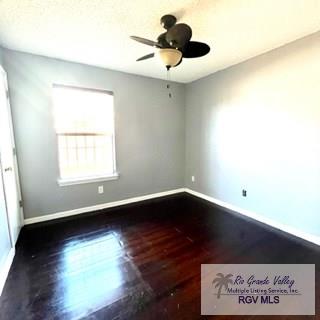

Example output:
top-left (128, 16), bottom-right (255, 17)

top-left (130, 14), bottom-right (210, 70)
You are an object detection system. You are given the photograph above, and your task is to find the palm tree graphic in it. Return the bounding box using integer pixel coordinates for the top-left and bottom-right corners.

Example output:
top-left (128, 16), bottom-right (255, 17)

top-left (212, 273), bottom-right (233, 299)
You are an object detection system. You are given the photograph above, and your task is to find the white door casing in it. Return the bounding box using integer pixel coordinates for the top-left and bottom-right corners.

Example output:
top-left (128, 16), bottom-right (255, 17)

top-left (0, 66), bottom-right (23, 244)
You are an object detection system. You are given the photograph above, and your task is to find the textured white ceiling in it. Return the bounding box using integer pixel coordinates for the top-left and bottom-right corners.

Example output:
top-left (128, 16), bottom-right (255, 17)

top-left (0, 0), bottom-right (319, 83)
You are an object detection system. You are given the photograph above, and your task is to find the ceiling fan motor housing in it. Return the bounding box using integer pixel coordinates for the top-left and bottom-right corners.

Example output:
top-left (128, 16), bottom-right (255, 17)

top-left (160, 15), bottom-right (177, 30)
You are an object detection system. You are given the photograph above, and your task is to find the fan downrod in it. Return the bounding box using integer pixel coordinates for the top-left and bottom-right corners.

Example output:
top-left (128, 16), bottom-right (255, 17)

top-left (160, 15), bottom-right (177, 30)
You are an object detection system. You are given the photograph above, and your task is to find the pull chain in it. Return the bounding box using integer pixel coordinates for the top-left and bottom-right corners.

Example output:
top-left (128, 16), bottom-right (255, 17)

top-left (166, 66), bottom-right (172, 98)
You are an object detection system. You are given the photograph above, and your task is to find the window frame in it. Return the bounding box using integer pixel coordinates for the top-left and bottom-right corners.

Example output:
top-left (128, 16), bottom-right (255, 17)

top-left (52, 84), bottom-right (119, 186)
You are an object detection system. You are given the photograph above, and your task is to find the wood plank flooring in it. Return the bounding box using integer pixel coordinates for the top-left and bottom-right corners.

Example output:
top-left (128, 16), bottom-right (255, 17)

top-left (0, 193), bottom-right (319, 319)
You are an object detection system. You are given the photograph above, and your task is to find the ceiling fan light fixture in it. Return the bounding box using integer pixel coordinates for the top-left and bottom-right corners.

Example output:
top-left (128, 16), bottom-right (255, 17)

top-left (131, 14), bottom-right (211, 68)
top-left (156, 48), bottom-right (182, 68)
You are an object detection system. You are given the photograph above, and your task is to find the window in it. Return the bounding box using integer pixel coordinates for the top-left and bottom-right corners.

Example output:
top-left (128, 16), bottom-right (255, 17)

top-left (52, 84), bottom-right (118, 185)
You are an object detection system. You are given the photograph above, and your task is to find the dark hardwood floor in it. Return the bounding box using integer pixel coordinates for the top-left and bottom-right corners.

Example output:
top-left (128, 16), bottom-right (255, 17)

top-left (0, 193), bottom-right (319, 320)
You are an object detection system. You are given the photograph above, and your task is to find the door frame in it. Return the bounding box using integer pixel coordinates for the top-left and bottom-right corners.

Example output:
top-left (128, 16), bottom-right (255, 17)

top-left (0, 157), bottom-right (15, 296)
top-left (0, 157), bottom-right (13, 246)
top-left (0, 64), bottom-right (24, 244)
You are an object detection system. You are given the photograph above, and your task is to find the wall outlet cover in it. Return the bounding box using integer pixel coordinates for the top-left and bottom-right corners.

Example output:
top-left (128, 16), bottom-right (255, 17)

top-left (98, 186), bottom-right (104, 194)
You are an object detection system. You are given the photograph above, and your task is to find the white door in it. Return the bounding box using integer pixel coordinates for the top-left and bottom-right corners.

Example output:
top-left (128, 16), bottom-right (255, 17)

top-left (0, 162), bottom-right (13, 295)
top-left (0, 66), bottom-right (23, 244)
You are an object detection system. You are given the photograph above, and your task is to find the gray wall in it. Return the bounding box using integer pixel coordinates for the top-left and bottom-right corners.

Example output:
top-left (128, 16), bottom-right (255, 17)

top-left (3, 30), bottom-right (320, 241)
top-left (185, 31), bottom-right (320, 238)
top-left (2, 49), bottom-right (185, 219)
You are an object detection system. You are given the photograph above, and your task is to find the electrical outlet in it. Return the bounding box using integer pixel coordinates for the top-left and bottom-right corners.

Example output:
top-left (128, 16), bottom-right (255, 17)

top-left (191, 176), bottom-right (195, 182)
top-left (98, 185), bottom-right (104, 194)
top-left (242, 189), bottom-right (247, 197)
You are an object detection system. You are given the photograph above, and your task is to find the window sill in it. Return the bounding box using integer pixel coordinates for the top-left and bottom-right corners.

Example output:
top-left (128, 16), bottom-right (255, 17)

top-left (57, 173), bottom-right (119, 186)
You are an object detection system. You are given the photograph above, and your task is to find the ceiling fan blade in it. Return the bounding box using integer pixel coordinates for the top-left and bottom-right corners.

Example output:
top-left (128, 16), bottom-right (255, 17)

top-left (183, 41), bottom-right (210, 58)
top-left (130, 36), bottom-right (162, 48)
top-left (136, 53), bottom-right (155, 61)
top-left (165, 23), bottom-right (192, 48)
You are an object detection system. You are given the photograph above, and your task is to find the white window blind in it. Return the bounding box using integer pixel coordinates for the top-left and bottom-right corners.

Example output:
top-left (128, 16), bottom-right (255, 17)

top-left (52, 85), bottom-right (116, 183)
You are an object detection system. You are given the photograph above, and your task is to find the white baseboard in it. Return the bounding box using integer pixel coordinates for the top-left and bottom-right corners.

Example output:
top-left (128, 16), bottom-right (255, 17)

top-left (23, 187), bottom-right (320, 246)
top-left (0, 248), bottom-right (15, 296)
top-left (24, 188), bottom-right (186, 225)
top-left (185, 188), bottom-right (320, 246)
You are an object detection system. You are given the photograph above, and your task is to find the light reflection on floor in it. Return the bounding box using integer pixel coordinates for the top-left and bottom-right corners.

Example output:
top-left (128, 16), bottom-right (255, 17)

top-left (61, 232), bottom-right (125, 317)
